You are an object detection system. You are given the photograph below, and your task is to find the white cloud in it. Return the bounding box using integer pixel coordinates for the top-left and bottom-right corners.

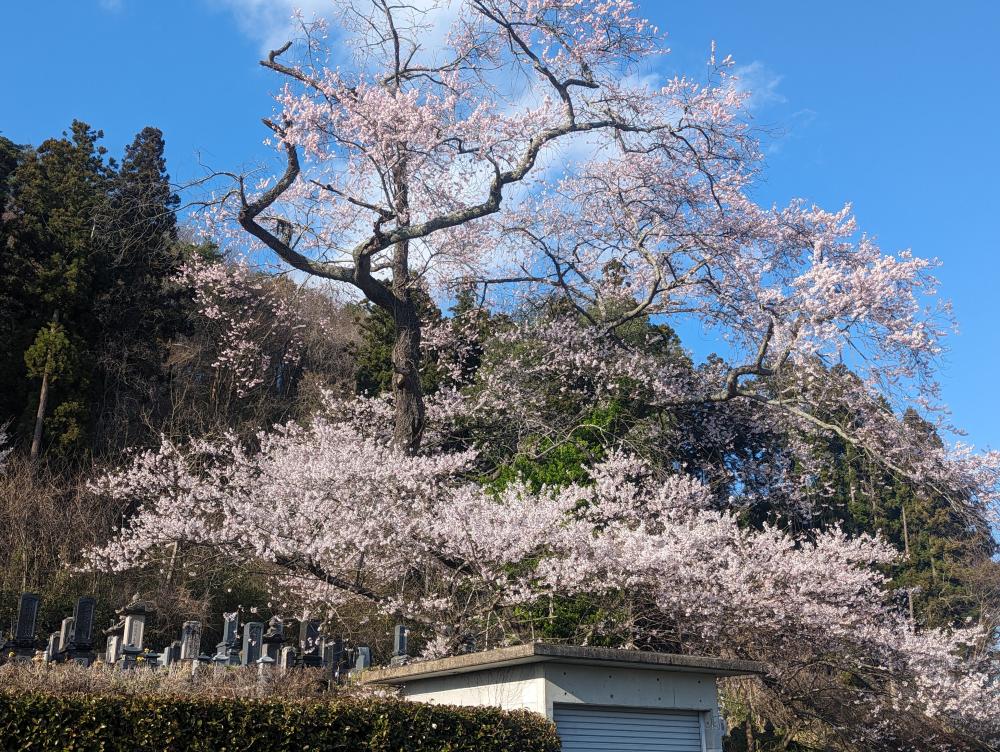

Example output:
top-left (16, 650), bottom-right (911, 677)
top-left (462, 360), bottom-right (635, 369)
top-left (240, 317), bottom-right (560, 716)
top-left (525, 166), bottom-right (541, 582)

top-left (729, 61), bottom-right (787, 112)
top-left (209, 0), bottom-right (461, 58)
top-left (209, 0), bottom-right (334, 53)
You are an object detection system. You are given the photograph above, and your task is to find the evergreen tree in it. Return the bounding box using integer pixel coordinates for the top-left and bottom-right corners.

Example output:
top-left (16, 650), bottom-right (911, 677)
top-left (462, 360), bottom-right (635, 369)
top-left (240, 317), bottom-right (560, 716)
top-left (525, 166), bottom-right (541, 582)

top-left (91, 126), bottom-right (183, 453)
top-left (0, 123), bottom-right (186, 460)
top-left (3, 121), bottom-right (111, 458)
top-left (802, 405), bottom-right (998, 630)
top-left (0, 135), bottom-right (29, 440)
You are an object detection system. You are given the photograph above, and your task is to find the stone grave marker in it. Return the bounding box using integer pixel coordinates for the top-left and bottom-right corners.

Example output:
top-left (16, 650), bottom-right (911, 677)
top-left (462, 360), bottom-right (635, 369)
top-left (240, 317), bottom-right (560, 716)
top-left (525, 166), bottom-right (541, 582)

top-left (241, 621), bottom-right (264, 666)
top-left (118, 596), bottom-right (156, 668)
top-left (105, 634), bottom-right (122, 665)
top-left (322, 637), bottom-right (344, 679)
top-left (391, 624), bottom-right (409, 666)
top-left (14, 593), bottom-right (40, 643)
top-left (213, 612), bottom-right (241, 666)
top-left (45, 633), bottom-right (59, 663)
top-left (57, 617), bottom-right (75, 656)
top-left (68, 597), bottom-right (96, 665)
top-left (162, 640), bottom-right (181, 667)
top-left (180, 621), bottom-right (201, 661)
top-left (261, 616), bottom-right (286, 662)
top-left (278, 645), bottom-right (295, 672)
top-left (354, 645), bottom-right (372, 672)
top-left (2, 592), bottom-right (40, 662)
top-left (299, 619), bottom-right (322, 668)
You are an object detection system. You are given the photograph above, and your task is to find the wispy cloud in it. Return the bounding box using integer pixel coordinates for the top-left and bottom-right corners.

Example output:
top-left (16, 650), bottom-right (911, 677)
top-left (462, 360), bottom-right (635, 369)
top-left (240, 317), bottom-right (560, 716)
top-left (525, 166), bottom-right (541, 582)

top-left (725, 60), bottom-right (819, 155)
top-left (209, 0), bottom-right (461, 57)
top-left (730, 61), bottom-right (787, 112)
top-left (98, 0), bottom-right (123, 11)
top-left (208, 0), bottom-right (333, 53)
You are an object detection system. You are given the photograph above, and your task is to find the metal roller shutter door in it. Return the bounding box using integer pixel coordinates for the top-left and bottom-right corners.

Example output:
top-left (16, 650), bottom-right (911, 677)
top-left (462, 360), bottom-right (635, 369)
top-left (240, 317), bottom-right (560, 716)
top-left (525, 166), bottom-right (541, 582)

top-left (554, 705), bottom-right (703, 752)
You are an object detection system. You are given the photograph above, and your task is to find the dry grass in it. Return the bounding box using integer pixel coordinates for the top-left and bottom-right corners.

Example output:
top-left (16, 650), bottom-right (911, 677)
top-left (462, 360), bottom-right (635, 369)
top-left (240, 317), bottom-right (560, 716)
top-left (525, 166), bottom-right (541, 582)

top-left (0, 660), bottom-right (395, 701)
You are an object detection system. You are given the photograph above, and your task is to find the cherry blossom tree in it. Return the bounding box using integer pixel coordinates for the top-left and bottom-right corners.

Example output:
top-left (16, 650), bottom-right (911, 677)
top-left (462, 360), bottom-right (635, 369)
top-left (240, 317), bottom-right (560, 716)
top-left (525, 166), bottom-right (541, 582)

top-left (210, 0), bottom-right (949, 461)
top-left (89, 1), bottom-right (1000, 747)
top-left (84, 397), bottom-right (998, 749)
top-left (178, 255), bottom-right (312, 399)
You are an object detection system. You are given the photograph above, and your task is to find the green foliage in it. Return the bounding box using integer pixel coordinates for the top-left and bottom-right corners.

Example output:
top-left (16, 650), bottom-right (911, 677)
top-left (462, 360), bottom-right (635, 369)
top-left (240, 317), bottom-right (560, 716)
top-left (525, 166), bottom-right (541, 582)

top-left (491, 401), bottom-right (632, 492)
top-left (511, 594), bottom-right (626, 647)
top-left (445, 285), bottom-right (491, 386)
top-left (353, 290), bottom-right (443, 397)
top-left (0, 122), bottom-right (185, 461)
top-left (23, 322), bottom-right (77, 382)
top-left (480, 304), bottom-right (690, 494)
top-left (353, 302), bottom-right (397, 396)
top-left (0, 693), bottom-right (561, 752)
top-left (790, 396), bottom-right (997, 631)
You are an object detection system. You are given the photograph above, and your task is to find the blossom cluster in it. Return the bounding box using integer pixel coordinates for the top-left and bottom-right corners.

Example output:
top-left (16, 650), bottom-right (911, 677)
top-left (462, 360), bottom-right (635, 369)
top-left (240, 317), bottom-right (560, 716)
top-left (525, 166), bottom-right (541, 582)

top-left (178, 257), bottom-right (310, 397)
top-left (84, 396), bottom-right (998, 746)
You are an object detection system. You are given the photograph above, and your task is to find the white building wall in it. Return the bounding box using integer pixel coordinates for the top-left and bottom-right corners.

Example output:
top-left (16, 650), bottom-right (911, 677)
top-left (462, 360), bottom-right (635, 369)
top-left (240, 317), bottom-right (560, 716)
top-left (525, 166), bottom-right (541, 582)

top-left (396, 663), bottom-right (548, 715)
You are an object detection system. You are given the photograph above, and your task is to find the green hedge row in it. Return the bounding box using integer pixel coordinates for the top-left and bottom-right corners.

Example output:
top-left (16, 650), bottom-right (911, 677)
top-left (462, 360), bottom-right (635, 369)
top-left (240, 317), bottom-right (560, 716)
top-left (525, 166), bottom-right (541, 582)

top-left (0, 693), bottom-right (562, 752)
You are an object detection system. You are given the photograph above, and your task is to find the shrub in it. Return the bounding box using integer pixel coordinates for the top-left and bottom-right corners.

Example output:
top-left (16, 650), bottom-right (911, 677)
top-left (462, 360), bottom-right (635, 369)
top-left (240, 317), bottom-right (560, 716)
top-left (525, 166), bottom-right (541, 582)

top-left (0, 691), bottom-right (561, 752)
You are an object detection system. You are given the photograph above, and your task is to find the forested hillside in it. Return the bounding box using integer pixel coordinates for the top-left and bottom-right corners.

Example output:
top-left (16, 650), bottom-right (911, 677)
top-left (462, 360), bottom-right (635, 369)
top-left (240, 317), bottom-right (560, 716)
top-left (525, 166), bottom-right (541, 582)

top-left (0, 122), bottom-right (361, 644)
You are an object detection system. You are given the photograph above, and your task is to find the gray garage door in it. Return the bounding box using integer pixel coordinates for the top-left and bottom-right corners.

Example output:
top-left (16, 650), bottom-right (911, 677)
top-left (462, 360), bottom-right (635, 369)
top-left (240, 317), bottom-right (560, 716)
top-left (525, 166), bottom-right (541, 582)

top-left (554, 705), bottom-right (703, 752)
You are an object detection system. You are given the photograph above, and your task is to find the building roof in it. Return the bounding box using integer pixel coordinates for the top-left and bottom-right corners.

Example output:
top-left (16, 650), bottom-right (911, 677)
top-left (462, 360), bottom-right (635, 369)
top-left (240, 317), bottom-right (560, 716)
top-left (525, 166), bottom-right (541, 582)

top-left (360, 643), bottom-right (766, 685)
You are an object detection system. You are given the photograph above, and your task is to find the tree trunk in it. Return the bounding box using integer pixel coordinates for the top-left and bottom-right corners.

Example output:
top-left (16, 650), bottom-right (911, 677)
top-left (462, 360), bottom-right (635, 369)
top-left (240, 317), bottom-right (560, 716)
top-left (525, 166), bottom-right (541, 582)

top-left (30, 369), bottom-right (50, 461)
top-left (30, 311), bottom-right (60, 462)
top-left (902, 501), bottom-right (916, 624)
top-left (901, 501), bottom-right (910, 558)
top-left (391, 295), bottom-right (425, 453)
top-left (387, 147), bottom-right (425, 454)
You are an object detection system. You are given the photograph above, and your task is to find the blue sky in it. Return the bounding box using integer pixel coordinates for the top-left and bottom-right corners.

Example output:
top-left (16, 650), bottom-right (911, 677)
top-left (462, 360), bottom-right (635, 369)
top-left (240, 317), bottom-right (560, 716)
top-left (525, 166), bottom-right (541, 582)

top-left (3, 1), bottom-right (999, 450)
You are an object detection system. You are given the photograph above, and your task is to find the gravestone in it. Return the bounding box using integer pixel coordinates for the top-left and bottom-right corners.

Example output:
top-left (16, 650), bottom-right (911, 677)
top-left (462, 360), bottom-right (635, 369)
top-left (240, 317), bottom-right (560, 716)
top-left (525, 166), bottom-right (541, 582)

top-left (353, 645), bottom-right (372, 672)
top-left (162, 641), bottom-right (181, 667)
top-left (299, 619), bottom-right (322, 668)
top-left (261, 616), bottom-right (286, 662)
top-left (278, 645), bottom-right (296, 673)
top-left (57, 617), bottom-right (75, 656)
top-left (257, 654), bottom-right (276, 674)
top-left (221, 613), bottom-right (239, 645)
top-left (67, 597), bottom-right (97, 665)
top-left (72, 598), bottom-right (96, 648)
top-left (180, 621), bottom-right (201, 661)
top-left (104, 613), bottom-right (125, 666)
top-left (105, 634), bottom-right (123, 665)
top-left (393, 624), bottom-right (408, 656)
top-left (390, 624), bottom-right (409, 666)
top-left (118, 596), bottom-right (156, 669)
top-left (213, 612), bottom-right (241, 665)
top-left (2, 592), bottom-right (40, 662)
top-left (241, 622), bottom-right (264, 666)
top-left (322, 637), bottom-right (345, 679)
top-left (123, 614), bottom-right (145, 651)
top-left (45, 633), bottom-right (60, 663)
top-left (16, 593), bottom-right (41, 640)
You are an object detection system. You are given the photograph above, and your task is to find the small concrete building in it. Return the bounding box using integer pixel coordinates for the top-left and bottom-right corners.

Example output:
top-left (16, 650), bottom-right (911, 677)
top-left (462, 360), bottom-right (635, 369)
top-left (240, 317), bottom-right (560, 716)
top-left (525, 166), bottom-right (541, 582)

top-left (362, 643), bottom-right (764, 752)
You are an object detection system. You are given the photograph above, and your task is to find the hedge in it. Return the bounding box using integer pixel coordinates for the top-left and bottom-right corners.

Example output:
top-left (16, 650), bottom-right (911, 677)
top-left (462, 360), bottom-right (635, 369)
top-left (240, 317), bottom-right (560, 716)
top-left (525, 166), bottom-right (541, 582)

top-left (0, 693), bottom-right (562, 752)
